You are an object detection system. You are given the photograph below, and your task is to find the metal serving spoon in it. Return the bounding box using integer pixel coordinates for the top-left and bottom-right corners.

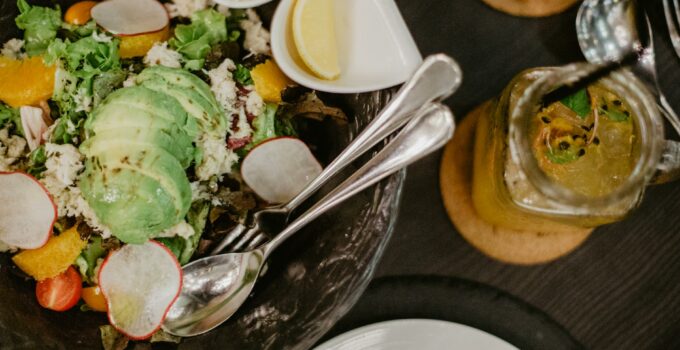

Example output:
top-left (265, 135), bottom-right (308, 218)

top-left (162, 102), bottom-right (455, 337)
top-left (211, 54), bottom-right (462, 254)
top-left (576, 0), bottom-right (680, 134)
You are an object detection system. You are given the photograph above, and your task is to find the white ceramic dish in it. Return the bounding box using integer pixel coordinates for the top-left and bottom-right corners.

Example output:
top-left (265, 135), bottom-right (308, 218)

top-left (271, 0), bottom-right (423, 94)
top-left (314, 319), bottom-right (519, 350)
top-left (212, 0), bottom-right (273, 9)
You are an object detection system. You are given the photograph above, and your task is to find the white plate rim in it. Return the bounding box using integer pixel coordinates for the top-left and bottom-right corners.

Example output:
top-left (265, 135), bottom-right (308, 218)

top-left (313, 318), bottom-right (519, 350)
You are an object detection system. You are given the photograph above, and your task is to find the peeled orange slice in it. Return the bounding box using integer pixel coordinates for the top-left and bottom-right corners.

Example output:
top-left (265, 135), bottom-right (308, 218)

top-left (0, 56), bottom-right (56, 108)
top-left (251, 60), bottom-right (292, 103)
top-left (119, 26), bottom-right (171, 59)
top-left (292, 0), bottom-right (341, 80)
top-left (12, 225), bottom-right (85, 281)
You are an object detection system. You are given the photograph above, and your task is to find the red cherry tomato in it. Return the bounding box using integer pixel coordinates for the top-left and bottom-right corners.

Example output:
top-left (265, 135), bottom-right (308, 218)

top-left (35, 266), bottom-right (82, 312)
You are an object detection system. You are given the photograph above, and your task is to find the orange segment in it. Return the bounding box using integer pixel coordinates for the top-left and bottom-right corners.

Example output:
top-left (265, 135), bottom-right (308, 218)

top-left (82, 286), bottom-right (108, 312)
top-left (118, 26), bottom-right (172, 59)
top-left (64, 1), bottom-right (98, 25)
top-left (0, 56), bottom-right (56, 108)
top-left (251, 60), bottom-right (293, 103)
top-left (12, 226), bottom-right (87, 281)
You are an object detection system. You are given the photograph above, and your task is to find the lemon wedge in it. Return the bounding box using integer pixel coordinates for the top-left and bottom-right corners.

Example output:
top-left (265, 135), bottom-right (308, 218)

top-left (292, 0), bottom-right (341, 80)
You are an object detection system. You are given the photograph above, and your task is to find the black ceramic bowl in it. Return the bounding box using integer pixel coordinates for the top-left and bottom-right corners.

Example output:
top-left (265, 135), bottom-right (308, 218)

top-left (0, 1), bottom-right (404, 349)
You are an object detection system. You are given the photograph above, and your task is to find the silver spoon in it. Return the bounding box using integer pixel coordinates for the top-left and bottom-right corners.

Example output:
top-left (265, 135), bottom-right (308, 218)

top-left (211, 54), bottom-right (462, 254)
top-left (162, 102), bottom-right (455, 337)
top-left (576, 0), bottom-right (680, 134)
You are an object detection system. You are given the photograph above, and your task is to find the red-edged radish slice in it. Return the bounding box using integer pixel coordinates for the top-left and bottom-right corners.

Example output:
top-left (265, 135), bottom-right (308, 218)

top-left (98, 241), bottom-right (182, 340)
top-left (241, 137), bottom-right (322, 204)
top-left (91, 0), bottom-right (169, 36)
top-left (0, 172), bottom-right (55, 249)
top-left (20, 106), bottom-right (48, 151)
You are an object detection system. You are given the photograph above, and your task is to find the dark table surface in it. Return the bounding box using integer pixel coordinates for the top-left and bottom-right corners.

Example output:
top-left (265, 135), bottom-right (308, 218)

top-left (330, 1), bottom-right (680, 350)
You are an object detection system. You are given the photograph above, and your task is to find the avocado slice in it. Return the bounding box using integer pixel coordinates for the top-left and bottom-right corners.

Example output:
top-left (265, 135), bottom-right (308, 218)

top-left (139, 78), bottom-right (226, 136)
top-left (96, 86), bottom-right (199, 138)
top-left (85, 142), bottom-right (193, 221)
top-left (138, 66), bottom-right (217, 106)
top-left (84, 103), bottom-right (189, 140)
top-left (80, 127), bottom-right (196, 169)
top-left (80, 160), bottom-right (181, 244)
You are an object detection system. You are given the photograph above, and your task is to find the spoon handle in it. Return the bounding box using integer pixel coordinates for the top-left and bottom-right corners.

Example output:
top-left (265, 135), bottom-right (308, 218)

top-left (262, 103), bottom-right (455, 257)
top-left (283, 54), bottom-right (462, 212)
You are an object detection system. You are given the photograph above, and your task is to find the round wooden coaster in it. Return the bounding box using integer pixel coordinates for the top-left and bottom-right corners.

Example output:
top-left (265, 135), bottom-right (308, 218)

top-left (480, 0), bottom-right (580, 17)
top-left (439, 101), bottom-right (593, 265)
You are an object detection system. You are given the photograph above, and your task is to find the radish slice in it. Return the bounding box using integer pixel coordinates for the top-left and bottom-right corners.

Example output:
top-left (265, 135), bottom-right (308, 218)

top-left (20, 106), bottom-right (48, 151)
top-left (241, 137), bottom-right (322, 204)
top-left (98, 241), bottom-right (182, 340)
top-left (0, 172), bottom-right (55, 249)
top-left (91, 0), bottom-right (169, 36)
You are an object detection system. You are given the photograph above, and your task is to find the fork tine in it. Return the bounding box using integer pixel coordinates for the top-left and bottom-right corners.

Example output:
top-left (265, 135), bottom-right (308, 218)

top-left (230, 228), bottom-right (262, 252)
top-left (664, 0), bottom-right (680, 59)
top-left (244, 234), bottom-right (269, 251)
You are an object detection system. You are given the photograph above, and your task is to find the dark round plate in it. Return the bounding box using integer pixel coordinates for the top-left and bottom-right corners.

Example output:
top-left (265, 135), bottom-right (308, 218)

top-left (319, 275), bottom-right (584, 350)
top-left (0, 1), bottom-right (405, 349)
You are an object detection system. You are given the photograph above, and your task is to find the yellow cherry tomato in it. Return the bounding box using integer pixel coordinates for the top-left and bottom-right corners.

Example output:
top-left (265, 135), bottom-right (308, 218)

top-left (81, 286), bottom-right (108, 312)
top-left (64, 1), bottom-right (98, 25)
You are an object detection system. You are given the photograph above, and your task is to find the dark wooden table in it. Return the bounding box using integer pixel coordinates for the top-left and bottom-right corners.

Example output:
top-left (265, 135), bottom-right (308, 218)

top-left (330, 1), bottom-right (680, 349)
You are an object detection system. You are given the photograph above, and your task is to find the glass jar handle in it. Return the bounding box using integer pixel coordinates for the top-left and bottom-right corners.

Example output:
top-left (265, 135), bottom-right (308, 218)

top-left (651, 140), bottom-right (680, 184)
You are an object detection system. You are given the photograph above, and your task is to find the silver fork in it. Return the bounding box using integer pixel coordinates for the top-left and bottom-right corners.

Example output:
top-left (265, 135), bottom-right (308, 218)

top-left (211, 54), bottom-right (463, 254)
top-left (664, 0), bottom-right (680, 59)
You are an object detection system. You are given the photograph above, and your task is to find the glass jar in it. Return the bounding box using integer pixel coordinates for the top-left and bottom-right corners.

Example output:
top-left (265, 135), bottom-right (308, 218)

top-left (471, 63), bottom-right (678, 231)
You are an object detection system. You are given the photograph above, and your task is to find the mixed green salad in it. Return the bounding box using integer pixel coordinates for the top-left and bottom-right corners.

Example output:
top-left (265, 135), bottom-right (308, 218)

top-left (0, 0), bottom-right (345, 347)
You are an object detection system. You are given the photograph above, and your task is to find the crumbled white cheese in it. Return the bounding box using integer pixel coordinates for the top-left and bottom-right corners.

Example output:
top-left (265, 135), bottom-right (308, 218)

top-left (208, 59), bottom-right (238, 113)
top-left (165, 0), bottom-right (209, 18)
top-left (0, 127), bottom-right (27, 171)
top-left (1, 39), bottom-right (25, 59)
top-left (208, 58), bottom-right (263, 141)
top-left (191, 181), bottom-right (223, 205)
top-left (38, 143), bottom-right (112, 238)
top-left (123, 73), bottom-right (138, 88)
top-left (232, 107), bottom-right (253, 139)
top-left (92, 31), bottom-right (113, 43)
top-left (240, 9), bottom-right (271, 55)
top-left (73, 85), bottom-right (93, 113)
top-left (44, 143), bottom-right (83, 188)
top-left (156, 221), bottom-right (196, 239)
top-left (144, 42), bottom-right (183, 68)
top-left (244, 86), bottom-right (265, 116)
top-left (195, 135), bottom-right (239, 181)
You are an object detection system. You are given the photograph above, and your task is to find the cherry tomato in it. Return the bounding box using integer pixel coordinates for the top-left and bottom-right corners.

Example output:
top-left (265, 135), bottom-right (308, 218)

top-left (64, 1), bottom-right (97, 25)
top-left (81, 286), bottom-right (108, 312)
top-left (35, 266), bottom-right (82, 312)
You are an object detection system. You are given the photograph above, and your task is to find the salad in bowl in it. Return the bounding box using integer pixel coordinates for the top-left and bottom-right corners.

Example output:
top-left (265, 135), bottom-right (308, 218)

top-left (0, 0), bottom-right (378, 347)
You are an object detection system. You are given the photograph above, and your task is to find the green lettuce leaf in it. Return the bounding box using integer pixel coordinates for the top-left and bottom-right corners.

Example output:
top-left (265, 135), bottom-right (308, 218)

top-left (15, 0), bottom-right (62, 56)
top-left (234, 64), bottom-right (253, 86)
top-left (26, 146), bottom-right (47, 178)
top-left (0, 104), bottom-right (23, 136)
top-left (48, 35), bottom-right (122, 144)
top-left (156, 201), bottom-right (210, 265)
top-left (250, 103), bottom-right (279, 146)
top-left (170, 9), bottom-right (228, 70)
